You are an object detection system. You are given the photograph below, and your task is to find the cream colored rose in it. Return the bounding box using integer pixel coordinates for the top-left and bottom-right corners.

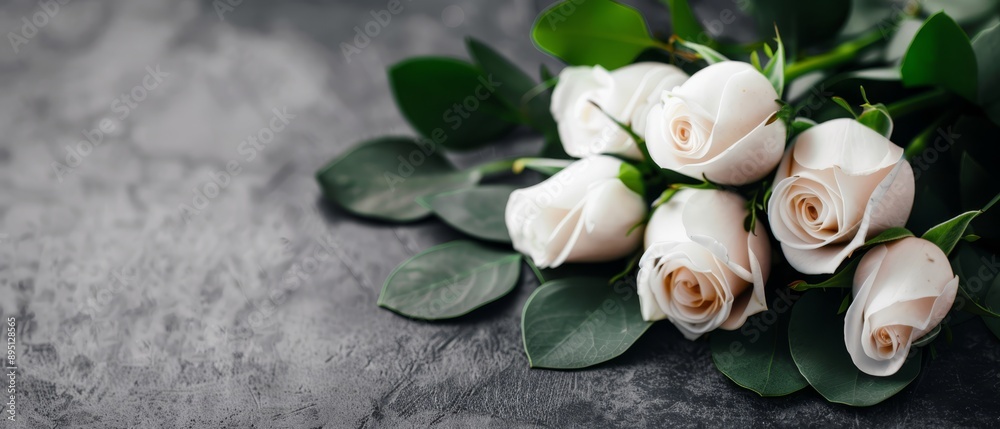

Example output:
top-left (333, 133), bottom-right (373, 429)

top-left (845, 237), bottom-right (958, 376)
top-left (644, 61), bottom-right (785, 185)
top-left (637, 189), bottom-right (770, 340)
top-left (551, 62), bottom-right (688, 159)
top-left (767, 118), bottom-right (915, 275)
top-left (505, 156), bottom-right (647, 269)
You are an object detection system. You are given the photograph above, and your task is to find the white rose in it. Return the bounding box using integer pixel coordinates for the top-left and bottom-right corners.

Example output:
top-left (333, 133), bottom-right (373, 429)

top-left (644, 61), bottom-right (786, 185)
top-left (505, 155), bottom-right (647, 269)
top-left (551, 62), bottom-right (688, 159)
top-left (845, 237), bottom-right (959, 376)
top-left (637, 188), bottom-right (770, 340)
top-left (768, 118), bottom-right (915, 275)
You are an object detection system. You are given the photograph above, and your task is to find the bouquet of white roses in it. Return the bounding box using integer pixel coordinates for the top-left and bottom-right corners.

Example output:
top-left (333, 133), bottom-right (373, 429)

top-left (317, 0), bottom-right (1000, 406)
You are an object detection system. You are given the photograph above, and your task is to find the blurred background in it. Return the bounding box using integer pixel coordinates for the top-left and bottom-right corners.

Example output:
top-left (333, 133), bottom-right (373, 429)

top-left (1, 0), bottom-right (998, 427)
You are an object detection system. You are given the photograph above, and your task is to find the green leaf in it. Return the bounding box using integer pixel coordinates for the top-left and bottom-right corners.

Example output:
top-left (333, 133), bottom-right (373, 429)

top-left (789, 258), bottom-right (860, 292)
top-left (973, 23), bottom-right (1000, 124)
top-left (316, 137), bottom-right (481, 222)
top-left (837, 294), bottom-right (852, 314)
top-left (864, 227), bottom-right (914, 247)
top-left (762, 28), bottom-right (786, 98)
top-left (522, 277), bottom-right (651, 369)
top-left (922, 0), bottom-right (1000, 28)
top-left (665, 0), bottom-right (712, 46)
top-left (710, 313), bottom-right (808, 397)
top-left (378, 241), bottom-right (521, 319)
top-left (831, 96), bottom-right (858, 118)
top-left (750, 0), bottom-right (851, 54)
top-left (900, 12), bottom-right (978, 102)
top-left (911, 324), bottom-right (941, 347)
top-left (789, 291), bottom-right (922, 406)
top-left (617, 163), bottom-right (645, 197)
top-left (531, 0), bottom-right (660, 69)
top-left (419, 185), bottom-right (515, 243)
top-left (676, 40), bottom-right (730, 65)
top-left (790, 118), bottom-right (816, 136)
top-left (389, 57), bottom-right (516, 151)
top-left (922, 210), bottom-right (981, 255)
top-left (857, 87), bottom-right (894, 138)
top-left (956, 283), bottom-right (1000, 318)
top-left (466, 38), bottom-right (555, 133)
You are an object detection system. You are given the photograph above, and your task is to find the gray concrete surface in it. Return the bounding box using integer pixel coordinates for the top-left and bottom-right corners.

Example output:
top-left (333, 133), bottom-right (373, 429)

top-left (0, 0), bottom-right (998, 427)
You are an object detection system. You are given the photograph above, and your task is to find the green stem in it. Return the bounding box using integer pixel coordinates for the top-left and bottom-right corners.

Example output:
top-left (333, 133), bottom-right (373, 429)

top-left (784, 30), bottom-right (885, 81)
top-left (472, 158), bottom-right (518, 176)
top-left (887, 88), bottom-right (952, 119)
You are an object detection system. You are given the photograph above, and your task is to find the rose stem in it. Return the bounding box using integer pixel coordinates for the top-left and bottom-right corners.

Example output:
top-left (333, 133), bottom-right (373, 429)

top-left (783, 30), bottom-right (886, 82)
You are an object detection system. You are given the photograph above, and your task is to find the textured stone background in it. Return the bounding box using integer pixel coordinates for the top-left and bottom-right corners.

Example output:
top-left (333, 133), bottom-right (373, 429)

top-left (0, 0), bottom-right (998, 427)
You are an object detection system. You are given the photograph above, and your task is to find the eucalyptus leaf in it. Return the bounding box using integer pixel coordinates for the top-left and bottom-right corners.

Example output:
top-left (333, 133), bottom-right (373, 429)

top-left (789, 291), bottom-right (921, 407)
top-left (900, 12), bottom-right (978, 102)
top-left (522, 277), bottom-right (651, 369)
top-left (973, 23), bottom-right (1000, 123)
top-left (531, 0), bottom-right (660, 69)
top-left (419, 185), bottom-right (515, 243)
top-left (664, 0), bottom-right (712, 46)
top-left (389, 57), bottom-right (517, 150)
top-left (922, 210), bottom-right (980, 255)
top-left (378, 241), bottom-right (521, 319)
top-left (750, 0), bottom-right (851, 54)
top-left (710, 313), bottom-right (807, 397)
top-left (316, 137), bottom-right (481, 222)
top-left (466, 38), bottom-right (554, 133)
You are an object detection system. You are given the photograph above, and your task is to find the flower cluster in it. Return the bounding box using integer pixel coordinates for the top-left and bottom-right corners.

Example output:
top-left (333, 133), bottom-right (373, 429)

top-left (505, 60), bottom-right (957, 378)
top-left (319, 0), bottom-right (1000, 407)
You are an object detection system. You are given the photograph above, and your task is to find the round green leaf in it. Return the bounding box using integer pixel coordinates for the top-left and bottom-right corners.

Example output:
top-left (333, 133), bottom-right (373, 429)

top-left (973, 22), bottom-right (1000, 125)
top-left (420, 185), bottom-right (515, 243)
top-left (378, 241), bottom-right (521, 320)
top-left (389, 57), bottom-right (516, 151)
top-left (466, 38), bottom-right (554, 133)
top-left (315, 137), bottom-right (481, 222)
top-left (710, 313), bottom-right (808, 397)
top-left (531, 0), bottom-right (659, 69)
top-left (788, 291), bottom-right (922, 406)
top-left (521, 277), bottom-right (651, 369)
top-left (901, 12), bottom-right (978, 102)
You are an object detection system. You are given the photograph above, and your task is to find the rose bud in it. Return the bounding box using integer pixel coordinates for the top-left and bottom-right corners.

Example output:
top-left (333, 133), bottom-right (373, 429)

top-left (768, 118), bottom-right (915, 275)
top-left (644, 61), bottom-right (785, 185)
top-left (551, 62), bottom-right (688, 159)
top-left (505, 156), bottom-right (647, 269)
top-left (637, 188), bottom-right (771, 340)
top-left (845, 237), bottom-right (958, 376)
